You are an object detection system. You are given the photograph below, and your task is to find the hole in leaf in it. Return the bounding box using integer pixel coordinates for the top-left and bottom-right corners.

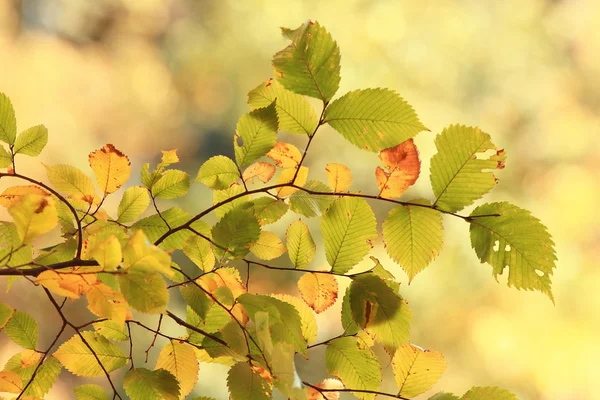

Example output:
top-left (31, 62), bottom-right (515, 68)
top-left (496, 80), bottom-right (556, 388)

top-left (493, 240), bottom-right (500, 252)
top-left (535, 270), bottom-right (545, 277)
top-left (475, 149), bottom-right (497, 160)
top-left (505, 244), bottom-right (511, 252)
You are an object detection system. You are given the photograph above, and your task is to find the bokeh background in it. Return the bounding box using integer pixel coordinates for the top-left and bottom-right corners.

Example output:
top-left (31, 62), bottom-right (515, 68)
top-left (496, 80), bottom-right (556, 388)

top-left (0, 1), bottom-right (599, 399)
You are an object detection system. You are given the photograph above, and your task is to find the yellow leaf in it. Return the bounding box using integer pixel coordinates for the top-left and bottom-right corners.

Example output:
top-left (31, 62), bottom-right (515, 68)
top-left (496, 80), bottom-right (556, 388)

top-left (325, 163), bottom-right (352, 192)
top-left (297, 272), bottom-right (338, 314)
top-left (87, 283), bottom-right (129, 324)
top-left (155, 341), bottom-right (199, 399)
top-left (89, 235), bottom-right (122, 270)
top-left (375, 139), bottom-right (420, 199)
top-left (392, 343), bottom-right (447, 397)
top-left (20, 349), bottom-right (42, 368)
top-left (266, 142), bottom-right (302, 168)
top-left (199, 267), bottom-right (246, 299)
top-left (89, 144), bottom-right (132, 195)
top-left (123, 230), bottom-right (173, 277)
top-left (243, 161), bottom-right (276, 184)
top-left (0, 185), bottom-right (48, 208)
top-left (249, 231), bottom-right (287, 260)
top-left (0, 370), bottom-right (22, 394)
top-left (8, 194), bottom-right (58, 243)
top-left (275, 166), bottom-right (309, 198)
top-left (158, 149), bottom-right (180, 170)
top-left (37, 270), bottom-right (97, 299)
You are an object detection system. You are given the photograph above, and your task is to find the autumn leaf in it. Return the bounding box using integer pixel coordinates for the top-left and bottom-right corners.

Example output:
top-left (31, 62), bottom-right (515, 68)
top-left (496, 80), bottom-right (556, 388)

top-left (375, 139), bottom-right (420, 199)
top-left (266, 142), bottom-right (302, 168)
top-left (8, 194), bottom-right (58, 243)
top-left (88, 144), bottom-right (132, 195)
top-left (243, 161), bottom-right (277, 184)
top-left (325, 163), bottom-right (352, 192)
top-left (298, 272), bottom-right (338, 313)
top-left (0, 371), bottom-right (22, 393)
top-left (307, 378), bottom-right (344, 399)
top-left (275, 166), bottom-right (309, 198)
top-left (37, 270), bottom-right (97, 299)
top-left (0, 185), bottom-right (48, 208)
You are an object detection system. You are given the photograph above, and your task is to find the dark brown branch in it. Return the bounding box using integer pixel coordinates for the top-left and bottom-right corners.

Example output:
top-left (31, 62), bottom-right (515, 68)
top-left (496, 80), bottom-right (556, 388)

top-left (164, 310), bottom-right (227, 346)
top-left (303, 380), bottom-right (410, 400)
top-left (144, 314), bottom-right (163, 363)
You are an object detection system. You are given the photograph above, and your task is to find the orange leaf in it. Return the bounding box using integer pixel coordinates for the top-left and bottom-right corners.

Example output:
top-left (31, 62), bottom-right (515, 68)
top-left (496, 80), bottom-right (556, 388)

top-left (307, 378), bottom-right (344, 399)
top-left (266, 142), bottom-right (302, 168)
top-left (298, 272), bottom-right (338, 314)
top-left (86, 282), bottom-right (129, 324)
top-left (243, 161), bottom-right (276, 184)
top-left (375, 139), bottom-right (420, 199)
top-left (36, 270), bottom-right (98, 299)
top-left (325, 163), bottom-right (352, 192)
top-left (0, 371), bottom-right (22, 394)
top-left (88, 144), bottom-right (132, 195)
top-left (20, 349), bottom-right (42, 368)
top-left (0, 185), bottom-right (49, 208)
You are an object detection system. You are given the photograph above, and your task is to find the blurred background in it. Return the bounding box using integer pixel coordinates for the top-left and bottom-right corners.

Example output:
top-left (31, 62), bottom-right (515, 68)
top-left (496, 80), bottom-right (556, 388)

top-left (0, 0), bottom-right (598, 399)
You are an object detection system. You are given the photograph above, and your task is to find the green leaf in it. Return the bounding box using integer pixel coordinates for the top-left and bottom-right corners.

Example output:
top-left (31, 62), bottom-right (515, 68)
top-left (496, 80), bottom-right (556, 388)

top-left (227, 362), bottom-right (271, 400)
top-left (272, 293), bottom-right (318, 344)
top-left (250, 197), bottom-right (289, 225)
top-left (196, 155), bottom-right (239, 190)
top-left (151, 169), bottom-right (190, 199)
top-left (430, 125), bottom-right (507, 212)
top-left (0, 222), bottom-right (33, 267)
top-left (183, 235), bottom-right (215, 272)
top-left (383, 201), bottom-right (444, 282)
top-left (429, 393), bottom-right (460, 400)
top-left (248, 79), bottom-right (318, 135)
top-left (286, 220), bottom-right (316, 269)
top-left (117, 186), bottom-right (150, 223)
top-left (123, 368), bottom-right (180, 400)
top-left (324, 88), bottom-right (427, 152)
top-left (14, 125), bottom-right (48, 156)
top-left (469, 202), bottom-right (557, 301)
top-left (290, 180), bottom-right (335, 218)
top-left (340, 287), bottom-right (360, 335)
top-left (461, 387), bottom-right (517, 400)
top-left (4, 310), bottom-right (38, 349)
top-left (0, 145), bottom-right (11, 167)
top-left (213, 183), bottom-right (248, 218)
top-left (321, 197), bottom-right (377, 274)
top-left (44, 164), bottom-right (95, 197)
top-left (349, 274), bottom-right (411, 352)
top-left (234, 102), bottom-right (278, 167)
top-left (74, 384), bottom-right (109, 400)
top-left (180, 284), bottom-right (212, 320)
top-left (93, 320), bottom-right (129, 342)
top-left (53, 331), bottom-right (128, 376)
top-left (0, 302), bottom-right (14, 329)
top-left (212, 208), bottom-right (261, 259)
top-left (392, 343), bottom-right (447, 397)
top-left (272, 21), bottom-right (340, 102)
top-left (0, 92), bottom-right (17, 144)
top-left (238, 293), bottom-right (307, 356)
top-left (325, 337), bottom-right (381, 399)
top-left (118, 270), bottom-right (168, 313)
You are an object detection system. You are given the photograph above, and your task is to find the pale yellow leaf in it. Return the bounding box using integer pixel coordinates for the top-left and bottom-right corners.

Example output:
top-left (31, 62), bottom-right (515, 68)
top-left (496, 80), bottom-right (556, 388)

top-left (266, 142), bottom-right (302, 168)
top-left (392, 343), bottom-right (446, 397)
top-left (89, 144), bottom-right (132, 195)
top-left (86, 283), bottom-right (130, 324)
top-left (155, 341), bottom-right (199, 399)
top-left (8, 194), bottom-right (58, 243)
top-left (20, 349), bottom-right (42, 368)
top-left (275, 166), bottom-right (309, 198)
top-left (325, 163), bottom-right (352, 192)
top-left (249, 231), bottom-right (286, 260)
top-left (89, 235), bottom-right (122, 270)
top-left (0, 185), bottom-right (48, 208)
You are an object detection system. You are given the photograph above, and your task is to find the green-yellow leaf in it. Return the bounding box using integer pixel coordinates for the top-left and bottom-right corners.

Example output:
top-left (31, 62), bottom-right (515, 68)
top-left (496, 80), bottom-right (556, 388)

top-left (53, 331), bottom-right (128, 376)
top-left (74, 384), bottom-right (109, 400)
top-left (14, 125), bottom-right (48, 156)
top-left (0, 145), bottom-right (11, 167)
top-left (286, 220), bottom-right (315, 269)
top-left (93, 320), bottom-right (129, 342)
top-left (392, 343), bottom-right (447, 397)
top-left (321, 197), bottom-right (377, 274)
top-left (196, 155), bottom-right (239, 190)
top-left (123, 368), bottom-right (180, 400)
top-left (212, 208), bottom-right (261, 260)
top-left (117, 186), bottom-right (150, 223)
top-left (429, 393), bottom-right (460, 400)
top-left (89, 235), bottom-right (122, 270)
top-left (469, 202), bottom-right (557, 301)
top-left (325, 337), bottom-right (381, 399)
top-left (44, 164), bottom-right (95, 197)
top-left (8, 194), bottom-right (58, 243)
top-left (213, 183), bottom-right (248, 218)
top-left (0, 92), bottom-right (17, 144)
top-left (271, 293), bottom-right (318, 344)
top-left (430, 125), bottom-right (506, 212)
top-left (273, 21), bottom-right (341, 102)
top-left (248, 79), bottom-right (318, 135)
top-left (118, 270), bottom-right (168, 314)
top-left (152, 169), bottom-right (190, 199)
top-left (183, 235), bottom-right (215, 272)
top-left (461, 387), bottom-right (517, 400)
top-left (155, 341), bottom-right (199, 399)
top-left (227, 362), bottom-right (271, 400)
top-left (250, 231), bottom-right (286, 260)
top-left (250, 197), bottom-right (289, 225)
top-left (9, 355), bottom-right (61, 398)
top-left (0, 302), bottom-right (14, 329)
top-left (383, 201), bottom-right (444, 282)
top-left (122, 230), bottom-right (172, 276)
top-left (289, 180), bottom-right (334, 217)
top-left (349, 274), bottom-right (411, 352)
top-left (324, 88), bottom-right (427, 152)
top-left (4, 310), bottom-right (38, 349)
top-left (234, 102), bottom-right (278, 167)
